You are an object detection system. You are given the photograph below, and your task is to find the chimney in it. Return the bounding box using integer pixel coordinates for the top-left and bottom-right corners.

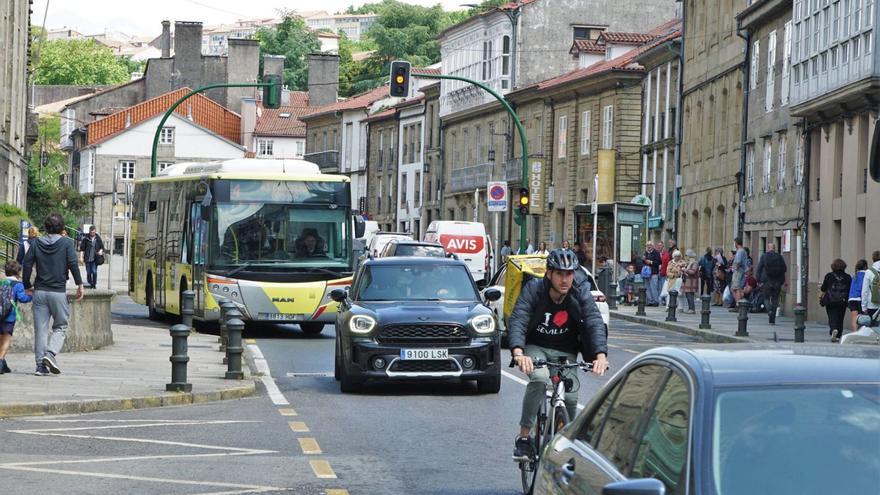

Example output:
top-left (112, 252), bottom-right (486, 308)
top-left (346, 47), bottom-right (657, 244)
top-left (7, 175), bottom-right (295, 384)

top-left (173, 21), bottom-right (203, 67)
top-left (241, 97), bottom-right (257, 153)
top-left (308, 53), bottom-right (339, 107)
top-left (161, 20), bottom-right (171, 57)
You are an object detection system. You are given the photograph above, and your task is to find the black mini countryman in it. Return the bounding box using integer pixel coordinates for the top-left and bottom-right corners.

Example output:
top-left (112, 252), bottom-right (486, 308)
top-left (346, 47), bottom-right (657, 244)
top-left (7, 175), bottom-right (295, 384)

top-left (331, 257), bottom-right (502, 394)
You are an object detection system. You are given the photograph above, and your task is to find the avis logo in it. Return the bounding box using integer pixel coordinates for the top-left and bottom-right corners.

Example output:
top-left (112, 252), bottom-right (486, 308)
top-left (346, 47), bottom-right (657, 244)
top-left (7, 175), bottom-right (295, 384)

top-left (271, 297), bottom-right (295, 303)
top-left (439, 235), bottom-right (484, 254)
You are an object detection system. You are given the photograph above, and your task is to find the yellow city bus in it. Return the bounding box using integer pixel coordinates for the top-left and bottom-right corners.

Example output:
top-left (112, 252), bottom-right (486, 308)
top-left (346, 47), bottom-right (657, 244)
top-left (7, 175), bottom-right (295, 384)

top-left (129, 159), bottom-right (363, 334)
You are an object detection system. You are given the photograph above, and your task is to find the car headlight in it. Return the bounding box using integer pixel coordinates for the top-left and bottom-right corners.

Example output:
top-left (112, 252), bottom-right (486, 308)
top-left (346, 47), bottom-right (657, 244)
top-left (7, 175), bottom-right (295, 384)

top-left (470, 315), bottom-right (496, 334)
top-left (349, 315), bottom-right (376, 334)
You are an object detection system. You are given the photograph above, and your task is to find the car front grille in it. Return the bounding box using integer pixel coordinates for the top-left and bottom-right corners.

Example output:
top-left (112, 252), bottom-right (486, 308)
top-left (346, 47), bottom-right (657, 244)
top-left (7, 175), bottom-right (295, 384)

top-left (389, 360), bottom-right (458, 373)
top-left (376, 324), bottom-right (469, 345)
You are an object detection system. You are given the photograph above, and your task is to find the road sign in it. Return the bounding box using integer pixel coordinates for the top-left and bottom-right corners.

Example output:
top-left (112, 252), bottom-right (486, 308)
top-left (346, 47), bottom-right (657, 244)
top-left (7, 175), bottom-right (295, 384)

top-left (487, 181), bottom-right (508, 212)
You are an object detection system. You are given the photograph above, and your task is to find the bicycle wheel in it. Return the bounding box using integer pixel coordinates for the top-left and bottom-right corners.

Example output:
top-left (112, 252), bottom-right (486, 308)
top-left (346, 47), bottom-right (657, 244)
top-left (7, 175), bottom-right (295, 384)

top-left (551, 405), bottom-right (570, 436)
top-left (519, 402), bottom-right (546, 494)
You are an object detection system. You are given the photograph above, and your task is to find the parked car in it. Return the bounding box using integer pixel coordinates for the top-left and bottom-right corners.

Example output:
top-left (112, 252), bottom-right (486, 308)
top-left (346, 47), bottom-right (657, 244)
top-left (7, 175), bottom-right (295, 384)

top-left (379, 240), bottom-right (447, 258)
top-left (424, 221), bottom-right (493, 286)
top-left (481, 259), bottom-right (610, 347)
top-left (533, 344), bottom-right (880, 495)
top-left (364, 232), bottom-right (412, 259)
top-left (331, 257), bottom-right (503, 394)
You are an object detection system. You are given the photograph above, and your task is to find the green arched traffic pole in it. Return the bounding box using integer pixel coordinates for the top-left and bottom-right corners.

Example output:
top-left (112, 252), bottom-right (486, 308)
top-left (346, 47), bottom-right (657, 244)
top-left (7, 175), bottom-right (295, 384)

top-left (413, 73), bottom-right (529, 253)
top-left (150, 82), bottom-right (275, 177)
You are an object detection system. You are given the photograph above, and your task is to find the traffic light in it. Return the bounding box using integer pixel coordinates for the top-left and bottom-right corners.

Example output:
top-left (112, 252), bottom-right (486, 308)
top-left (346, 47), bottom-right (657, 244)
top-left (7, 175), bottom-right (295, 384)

top-left (263, 74), bottom-right (282, 109)
top-left (389, 60), bottom-right (411, 97)
top-left (518, 187), bottom-right (530, 216)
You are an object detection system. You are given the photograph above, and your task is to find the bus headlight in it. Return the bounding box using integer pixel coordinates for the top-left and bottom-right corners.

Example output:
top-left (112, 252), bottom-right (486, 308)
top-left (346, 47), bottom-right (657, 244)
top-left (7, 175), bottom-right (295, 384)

top-left (349, 315), bottom-right (376, 334)
top-left (470, 315), bottom-right (495, 334)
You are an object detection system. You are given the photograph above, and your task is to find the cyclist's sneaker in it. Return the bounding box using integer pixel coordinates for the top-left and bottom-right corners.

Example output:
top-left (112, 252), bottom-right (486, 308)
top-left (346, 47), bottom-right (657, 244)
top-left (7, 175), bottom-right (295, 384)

top-left (513, 436), bottom-right (535, 460)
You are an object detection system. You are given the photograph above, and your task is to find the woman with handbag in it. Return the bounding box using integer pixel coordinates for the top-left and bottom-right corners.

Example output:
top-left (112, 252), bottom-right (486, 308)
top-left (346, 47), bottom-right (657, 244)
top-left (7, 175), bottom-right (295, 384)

top-left (820, 259), bottom-right (852, 343)
top-left (79, 226), bottom-right (105, 289)
top-left (663, 250), bottom-right (685, 308)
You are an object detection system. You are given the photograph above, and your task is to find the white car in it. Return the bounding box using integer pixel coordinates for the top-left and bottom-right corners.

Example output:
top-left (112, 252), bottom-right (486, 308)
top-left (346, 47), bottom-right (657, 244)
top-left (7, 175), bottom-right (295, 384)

top-left (364, 232), bottom-right (413, 259)
top-left (482, 264), bottom-right (610, 347)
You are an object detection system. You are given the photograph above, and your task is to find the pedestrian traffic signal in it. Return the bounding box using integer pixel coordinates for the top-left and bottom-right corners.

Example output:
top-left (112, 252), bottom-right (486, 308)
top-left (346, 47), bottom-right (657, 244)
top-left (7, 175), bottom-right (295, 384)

top-left (389, 60), bottom-right (411, 97)
top-left (518, 187), bottom-right (530, 215)
top-left (263, 74), bottom-right (282, 109)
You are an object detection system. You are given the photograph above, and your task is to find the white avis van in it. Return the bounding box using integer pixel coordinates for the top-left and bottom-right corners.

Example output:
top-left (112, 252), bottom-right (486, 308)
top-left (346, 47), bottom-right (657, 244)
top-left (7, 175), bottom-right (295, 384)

top-left (424, 221), bottom-right (493, 286)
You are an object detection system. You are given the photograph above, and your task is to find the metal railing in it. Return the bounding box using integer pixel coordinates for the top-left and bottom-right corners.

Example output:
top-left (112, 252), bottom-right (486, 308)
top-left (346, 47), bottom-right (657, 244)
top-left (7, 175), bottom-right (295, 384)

top-left (0, 233), bottom-right (20, 262)
top-left (449, 162), bottom-right (493, 193)
top-left (303, 150), bottom-right (340, 173)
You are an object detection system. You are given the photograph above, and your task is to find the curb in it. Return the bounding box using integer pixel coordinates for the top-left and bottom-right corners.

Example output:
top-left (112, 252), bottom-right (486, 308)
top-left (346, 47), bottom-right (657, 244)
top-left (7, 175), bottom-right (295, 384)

top-left (0, 344), bottom-right (259, 420)
top-left (611, 311), bottom-right (750, 344)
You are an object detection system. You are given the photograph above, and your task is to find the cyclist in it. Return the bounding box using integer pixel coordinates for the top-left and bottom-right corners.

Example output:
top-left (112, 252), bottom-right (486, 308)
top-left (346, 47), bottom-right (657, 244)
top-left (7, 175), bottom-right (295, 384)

top-left (509, 248), bottom-right (609, 459)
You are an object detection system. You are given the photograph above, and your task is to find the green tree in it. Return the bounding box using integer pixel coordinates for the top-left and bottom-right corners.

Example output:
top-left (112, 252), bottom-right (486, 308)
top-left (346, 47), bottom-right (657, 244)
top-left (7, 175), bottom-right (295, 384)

top-left (255, 13), bottom-right (322, 91)
top-left (33, 39), bottom-right (131, 85)
top-left (26, 116), bottom-right (90, 227)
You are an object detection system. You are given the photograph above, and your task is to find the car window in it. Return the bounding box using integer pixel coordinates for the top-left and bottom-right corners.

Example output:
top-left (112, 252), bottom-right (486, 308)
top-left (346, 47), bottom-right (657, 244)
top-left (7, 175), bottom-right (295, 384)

top-left (395, 245), bottom-right (446, 257)
top-left (577, 376), bottom-right (623, 445)
top-left (593, 364), bottom-right (669, 473)
top-left (355, 264), bottom-right (479, 301)
top-left (489, 266), bottom-right (506, 287)
top-left (631, 372), bottom-right (691, 495)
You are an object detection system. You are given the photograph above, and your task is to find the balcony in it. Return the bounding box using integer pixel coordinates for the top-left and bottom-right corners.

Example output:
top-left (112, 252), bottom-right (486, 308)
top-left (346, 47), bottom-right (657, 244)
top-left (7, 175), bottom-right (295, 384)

top-left (304, 150), bottom-right (340, 173)
top-left (504, 157), bottom-right (524, 183)
top-left (449, 162), bottom-right (492, 193)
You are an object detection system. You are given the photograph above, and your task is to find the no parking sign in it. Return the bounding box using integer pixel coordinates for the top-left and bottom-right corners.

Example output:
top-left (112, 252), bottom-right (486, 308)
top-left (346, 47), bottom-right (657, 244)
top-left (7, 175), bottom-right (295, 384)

top-left (487, 181), bottom-right (508, 212)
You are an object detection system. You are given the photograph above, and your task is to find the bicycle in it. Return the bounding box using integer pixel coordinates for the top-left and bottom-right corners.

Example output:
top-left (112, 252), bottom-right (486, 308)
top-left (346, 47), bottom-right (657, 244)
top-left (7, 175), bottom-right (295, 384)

top-left (512, 356), bottom-right (596, 495)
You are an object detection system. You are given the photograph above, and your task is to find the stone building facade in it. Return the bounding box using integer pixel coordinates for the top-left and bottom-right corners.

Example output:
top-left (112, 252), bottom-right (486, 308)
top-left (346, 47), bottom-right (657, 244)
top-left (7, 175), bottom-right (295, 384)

top-left (421, 83), bottom-right (443, 240)
top-left (364, 109), bottom-right (399, 231)
top-left (678, 0), bottom-right (747, 252)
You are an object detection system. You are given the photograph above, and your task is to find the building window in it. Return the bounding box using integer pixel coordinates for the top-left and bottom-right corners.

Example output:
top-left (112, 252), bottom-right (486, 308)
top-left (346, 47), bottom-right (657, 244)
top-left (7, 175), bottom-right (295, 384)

top-left (401, 172), bottom-right (407, 206)
top-left (557, 115), bottom-right (567, 159)
top-left (853, 34), bottom-right (861, 59)
top-left (160, 127), bottom-right (174, 144)
top-left (766, 30), bottom-right (776, 112)
top-left (782, 23), bottom-right (792, 105)
top-left (378, 132), bottom-right (384, 170)
top-left (844, 0), bottom-right (852, 38)
top-left (257, 139), bottom-right (274, 157)
top-left (295, 140), bottom-right (305, 158)
top-left (746, 145), bottom-right (756, 197)
top-left (855, 0), bottom-right (863, 32)
top-left (415, 171), bottom-right (421, 206)
top-left (120, 161), bottom-right (135, 181)
top-left (580, 110), bottom-right (591, 156)
top-left (750, 40), bottom-right (760, 90)
top-left (602, 105), bottom-right (614, 149)
top-left (866, 31), bottom-right (873, 54)
top-left (842, 40), bottom-right (850, 62)
top-left (158, 162), bottom-right (173, 172)
top-left (501, 35), bottom-right (511, 81)
top-left (794, 133), bottom-right (805, 185)
top-left (833, 1), bottom-right (840, 41)
top-left (763, 138), bottom-right (773, 193)
top-left (778, 133), bottom-right (787, 190)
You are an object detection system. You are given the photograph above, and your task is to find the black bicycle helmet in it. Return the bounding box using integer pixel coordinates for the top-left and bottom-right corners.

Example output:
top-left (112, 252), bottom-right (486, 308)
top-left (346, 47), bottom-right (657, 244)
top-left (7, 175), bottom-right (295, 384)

top-left (546, 248), bottom-right (580, 271)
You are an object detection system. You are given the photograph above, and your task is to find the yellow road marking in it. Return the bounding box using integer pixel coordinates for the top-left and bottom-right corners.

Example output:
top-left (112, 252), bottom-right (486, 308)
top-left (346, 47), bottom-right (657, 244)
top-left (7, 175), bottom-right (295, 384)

top-left (288, 421), bottom-right (309, 432)
top-left (245, 338), bottom-right (257, 344)
top-left (298, 437), bottom-right (322, 454)
top-left (278, 408), bottom-right (298, 416)
top-left (310, 460), bottom-right (337, 479)
top-left (325, 490), bottom-right (349, 495)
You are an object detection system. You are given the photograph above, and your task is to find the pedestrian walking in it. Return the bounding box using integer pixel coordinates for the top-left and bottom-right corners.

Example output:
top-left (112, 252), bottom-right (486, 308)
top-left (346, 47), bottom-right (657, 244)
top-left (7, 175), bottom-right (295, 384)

top-left (848, 259), bottom-right (868, 332)
top-left (755, 242), bottom-right (787, 324)
top-left (861, 250), bottom-right (880, 315)
top-left (500, 240), bottom-right (512, 265)
top-left (681, 249), bottom-right (699, 313)
top-left (643, 243), bottom-right (662, 306)
top-left (730, 237), bottom-right (748, 309)
top-left (699, 247), bottom-right (714, 296)
top-left (819, 259), bottom-right (852, 343)
top-left (22, 213), bottom-right (85, 376)
top-left (534, 242), bottom-right (549, 256)
top-left (15, 227), bottom-right (39, 265)
top-left (657, 241), bottom-right (670, 304)
top-left (79, 225), bottom-right (105, 289)
top-left (0, 260), bottom-right (33, 374)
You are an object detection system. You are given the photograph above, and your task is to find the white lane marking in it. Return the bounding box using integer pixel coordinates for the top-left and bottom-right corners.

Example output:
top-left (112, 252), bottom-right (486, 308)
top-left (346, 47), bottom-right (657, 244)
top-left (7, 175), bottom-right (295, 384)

top-left (22, 419), bottom-right (261, 424)
top-left (11, 430), bottom-right (275, 454)
top-left (286, 372), bottom-right (333, 377)
top-left (501, 370), bottom-right (586, 411)
top-left (22, 421), bottom-right (260, 433)
top-left (248, 343), bottom-right (289, 405)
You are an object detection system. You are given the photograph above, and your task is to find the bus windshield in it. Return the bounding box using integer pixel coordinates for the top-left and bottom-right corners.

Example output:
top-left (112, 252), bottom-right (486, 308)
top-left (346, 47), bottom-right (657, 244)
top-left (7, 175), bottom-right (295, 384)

top-left (211, 203), bottom-right (352, 270)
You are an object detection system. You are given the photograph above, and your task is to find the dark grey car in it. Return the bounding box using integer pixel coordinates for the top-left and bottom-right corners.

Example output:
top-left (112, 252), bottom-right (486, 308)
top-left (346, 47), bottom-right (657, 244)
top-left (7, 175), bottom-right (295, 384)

top-left (534, 344), bottom-right (880, 495)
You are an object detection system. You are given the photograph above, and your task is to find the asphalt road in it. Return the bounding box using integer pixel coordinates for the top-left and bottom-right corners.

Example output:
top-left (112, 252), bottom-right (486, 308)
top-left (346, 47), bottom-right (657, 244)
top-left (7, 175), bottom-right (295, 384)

top-left (0, 313), bottom-right (697, 495)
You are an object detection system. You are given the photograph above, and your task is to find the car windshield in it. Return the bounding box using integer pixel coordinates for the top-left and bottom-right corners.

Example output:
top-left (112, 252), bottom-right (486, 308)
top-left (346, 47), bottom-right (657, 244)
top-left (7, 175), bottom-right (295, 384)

top-left (356, 264), bottom-right (478, 301)
top-left (373, 236), bottom-right (410, 255)
top-left (211, 203), bottom-right (351, 270)
top-left (394, 245), bottom-right (446, 257)
top-left (711, 384), bottom-right (880, 495)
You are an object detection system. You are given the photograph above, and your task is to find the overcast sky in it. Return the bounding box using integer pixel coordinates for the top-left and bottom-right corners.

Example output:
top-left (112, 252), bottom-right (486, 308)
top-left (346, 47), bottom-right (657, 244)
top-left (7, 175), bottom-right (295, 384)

top-left (31, 0), bottom-right (471, 37)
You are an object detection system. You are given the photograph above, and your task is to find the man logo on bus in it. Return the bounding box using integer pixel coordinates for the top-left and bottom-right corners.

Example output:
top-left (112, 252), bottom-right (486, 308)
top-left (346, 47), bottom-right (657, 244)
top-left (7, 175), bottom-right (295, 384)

top-left (272, 297), bottom-right (295, 303)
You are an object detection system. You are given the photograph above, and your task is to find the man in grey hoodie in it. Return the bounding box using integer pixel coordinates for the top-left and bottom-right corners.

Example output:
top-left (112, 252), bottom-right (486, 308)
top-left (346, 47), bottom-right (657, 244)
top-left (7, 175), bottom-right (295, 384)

top-left (22, 213), bottom-right (84, 376)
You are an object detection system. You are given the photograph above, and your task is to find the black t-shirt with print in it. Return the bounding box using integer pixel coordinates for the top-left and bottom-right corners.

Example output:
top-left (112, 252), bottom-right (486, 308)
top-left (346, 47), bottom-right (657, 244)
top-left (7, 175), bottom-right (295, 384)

top-left (529, 298), bottom-right (580, 353)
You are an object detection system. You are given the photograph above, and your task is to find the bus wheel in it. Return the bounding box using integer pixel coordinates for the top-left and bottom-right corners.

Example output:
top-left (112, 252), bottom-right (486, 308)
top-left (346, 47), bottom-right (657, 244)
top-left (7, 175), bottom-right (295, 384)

top-left (300, 323), bottom-right (324, 335)
top-left (146, 278), bottom-right (161, 321)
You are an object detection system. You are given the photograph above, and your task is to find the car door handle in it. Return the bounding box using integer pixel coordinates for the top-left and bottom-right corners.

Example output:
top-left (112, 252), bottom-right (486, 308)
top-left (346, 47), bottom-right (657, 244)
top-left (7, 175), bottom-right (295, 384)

top-left (557, 458), bottom-right (576, 486)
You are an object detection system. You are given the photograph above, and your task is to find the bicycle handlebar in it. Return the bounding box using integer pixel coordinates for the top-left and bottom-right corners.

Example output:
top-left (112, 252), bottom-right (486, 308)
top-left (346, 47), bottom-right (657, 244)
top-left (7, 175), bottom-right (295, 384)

top-left (508, 356), bottom-right (608, 372)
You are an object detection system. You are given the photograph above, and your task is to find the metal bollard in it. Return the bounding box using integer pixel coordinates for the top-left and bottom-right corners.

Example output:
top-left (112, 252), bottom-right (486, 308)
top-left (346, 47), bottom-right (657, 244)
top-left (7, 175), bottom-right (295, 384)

top-left (699, 294), bottom-right (712, 329)
top-left (636, 284), bottom-right (647, 316)
top-left (220, 301), bottom-right (237, 353)
top-left (736, 299), bottom-right (751, 337)
top-left (608, 283), bottom-right (618, 310)
top-left (181, 290), bottom-right (195, 331)
top-left (223, 308), bottom-right (242, 365)
top-left (225, 317), bottom-right (245, 380)
top-left (666, 290), bottom-right (679, 322)
top-left (216, 298), bottom-right (229, 345)
top-left (793, 305), bottom-right (806, 343)
top-left (166, 324), bottom-right (192, 392)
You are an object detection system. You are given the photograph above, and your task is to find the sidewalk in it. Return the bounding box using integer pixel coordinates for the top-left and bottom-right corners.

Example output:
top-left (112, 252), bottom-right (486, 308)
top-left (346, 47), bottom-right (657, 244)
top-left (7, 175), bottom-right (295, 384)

top-left (0, 317), bottom-right (254, 418)
top-left (611, 301), bottom-right (835, 344)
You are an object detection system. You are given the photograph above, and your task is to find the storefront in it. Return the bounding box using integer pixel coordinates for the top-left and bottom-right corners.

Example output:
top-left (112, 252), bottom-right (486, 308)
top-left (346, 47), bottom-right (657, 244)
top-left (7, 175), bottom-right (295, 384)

top-left (574, 202), bottom-right (649, 277)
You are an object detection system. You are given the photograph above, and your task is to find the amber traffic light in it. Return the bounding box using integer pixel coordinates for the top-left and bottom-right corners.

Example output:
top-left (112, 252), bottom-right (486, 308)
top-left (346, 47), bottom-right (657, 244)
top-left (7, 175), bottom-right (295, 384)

top-left (519, 187), bottom-right (530, 215)
top-left (390, 60), bottom-right (411, 97)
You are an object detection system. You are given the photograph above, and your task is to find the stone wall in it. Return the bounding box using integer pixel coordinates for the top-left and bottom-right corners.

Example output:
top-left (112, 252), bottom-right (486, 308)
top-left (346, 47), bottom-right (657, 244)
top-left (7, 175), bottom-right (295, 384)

top-left (9, 289), bottom-right (114, 353)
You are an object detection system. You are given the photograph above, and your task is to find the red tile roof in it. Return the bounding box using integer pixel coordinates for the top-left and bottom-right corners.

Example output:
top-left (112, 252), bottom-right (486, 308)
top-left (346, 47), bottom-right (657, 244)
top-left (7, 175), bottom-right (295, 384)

top-left (86, 87), bottom-right (241, 145)
top-left (362, 108), bottom-right (397, 123)
top-left (254, 106), bottom-right (309, 138)
top-left (289, 91), bottom-right (309, 108)
top-left (570, 39), bottom-right (604, 55)
top-left (301, 85), bottom-right (389, 120)
top-left (598, 32), bottom-right (657, 45)
top-left (412, 67), bottom-right (441, 76)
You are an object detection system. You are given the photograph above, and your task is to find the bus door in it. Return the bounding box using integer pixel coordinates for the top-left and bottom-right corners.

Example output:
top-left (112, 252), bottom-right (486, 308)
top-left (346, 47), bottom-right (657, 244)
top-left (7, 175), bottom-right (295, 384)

top-left (189, 201), bottom-right (207, 318)
top-left (155, 199), bottom-right (169, 310)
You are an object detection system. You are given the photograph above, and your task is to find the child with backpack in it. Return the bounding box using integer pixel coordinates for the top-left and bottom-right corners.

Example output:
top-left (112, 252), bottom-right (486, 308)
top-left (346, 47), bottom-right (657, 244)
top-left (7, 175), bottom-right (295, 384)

top-left (820, 259), bottom-right (852, 343)
top-left (0, 260), bottom-right (33, 374)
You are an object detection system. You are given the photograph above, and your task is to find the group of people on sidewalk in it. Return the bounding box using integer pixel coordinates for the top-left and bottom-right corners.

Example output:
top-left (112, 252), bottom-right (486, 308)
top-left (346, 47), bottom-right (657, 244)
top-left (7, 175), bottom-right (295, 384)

top-left (0, 213), bottom-right (86, 376)
top-left (818, 250), bottom-right (880, 342)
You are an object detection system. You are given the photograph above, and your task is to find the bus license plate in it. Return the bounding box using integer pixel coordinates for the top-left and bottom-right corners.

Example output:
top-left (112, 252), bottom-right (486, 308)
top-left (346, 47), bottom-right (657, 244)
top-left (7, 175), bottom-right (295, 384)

top-left (400, 348), bottom-right (449, 360)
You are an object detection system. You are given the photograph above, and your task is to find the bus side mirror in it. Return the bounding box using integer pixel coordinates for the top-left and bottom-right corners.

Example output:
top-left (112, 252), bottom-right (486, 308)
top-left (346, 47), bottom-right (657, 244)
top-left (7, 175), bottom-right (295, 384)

top-left (354, 216), bottom-right (366, 238)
